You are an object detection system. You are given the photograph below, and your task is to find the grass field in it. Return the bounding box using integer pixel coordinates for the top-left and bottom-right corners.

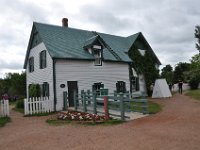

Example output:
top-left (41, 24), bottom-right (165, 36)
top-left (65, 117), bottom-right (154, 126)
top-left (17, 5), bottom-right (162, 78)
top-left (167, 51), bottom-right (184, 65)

top-left (185, 89), bottom-right (200, 100)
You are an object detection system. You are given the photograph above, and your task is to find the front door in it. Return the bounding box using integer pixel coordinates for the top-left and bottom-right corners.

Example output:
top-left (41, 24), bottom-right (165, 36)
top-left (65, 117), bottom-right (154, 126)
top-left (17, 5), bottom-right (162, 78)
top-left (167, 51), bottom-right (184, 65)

top-left (67, 81), bottom-right (78, 107)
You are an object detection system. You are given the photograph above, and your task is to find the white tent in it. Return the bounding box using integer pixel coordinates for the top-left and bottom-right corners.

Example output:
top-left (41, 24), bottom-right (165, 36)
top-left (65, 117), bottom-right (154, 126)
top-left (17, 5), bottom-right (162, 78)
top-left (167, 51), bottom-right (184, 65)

top-left (152, 79), bottom-right (172, 98)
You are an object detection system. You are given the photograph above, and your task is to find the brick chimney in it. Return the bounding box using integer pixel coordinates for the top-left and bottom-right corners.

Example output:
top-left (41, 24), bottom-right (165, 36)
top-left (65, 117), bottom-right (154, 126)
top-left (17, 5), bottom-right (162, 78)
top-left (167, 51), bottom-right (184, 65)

top-left (62, 18), bottom-right (68, 27)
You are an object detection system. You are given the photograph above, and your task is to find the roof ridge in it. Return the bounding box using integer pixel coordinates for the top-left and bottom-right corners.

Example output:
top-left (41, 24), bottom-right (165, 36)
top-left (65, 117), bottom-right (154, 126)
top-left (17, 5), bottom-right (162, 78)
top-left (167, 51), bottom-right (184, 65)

top-left (93, 32), bottom-right (122, 61)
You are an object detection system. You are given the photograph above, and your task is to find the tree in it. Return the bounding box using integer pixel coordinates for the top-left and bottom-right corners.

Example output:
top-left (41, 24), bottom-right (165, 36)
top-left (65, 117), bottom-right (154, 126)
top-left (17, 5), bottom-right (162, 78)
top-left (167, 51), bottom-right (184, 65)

top-left (187, 54), bottom-right (200, 89)
top-left (0, 72), bottom-right (26, 99)
top-left (195, 25), bottom-right (200, 53)
top-left (173, 62), bottom-right (190, 82)
top-left (160, 64), bottom-right (173, 83)
top-left (190, 54), bottom-right (200, 70)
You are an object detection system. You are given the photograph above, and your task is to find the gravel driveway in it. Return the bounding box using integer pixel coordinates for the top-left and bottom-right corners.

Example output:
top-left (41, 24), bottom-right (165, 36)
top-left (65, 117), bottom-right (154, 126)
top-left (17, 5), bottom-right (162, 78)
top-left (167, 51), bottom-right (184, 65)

top-left (0, 93), bottom-right (200, 150)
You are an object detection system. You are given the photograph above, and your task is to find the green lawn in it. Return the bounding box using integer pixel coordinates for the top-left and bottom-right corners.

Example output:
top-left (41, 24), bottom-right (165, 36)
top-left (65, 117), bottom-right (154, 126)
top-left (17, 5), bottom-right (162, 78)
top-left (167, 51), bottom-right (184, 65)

top-left (130, 100), bottom-right (162, 114)
top-left (148, 101), bottom-right (162, 114)
top-left (0, 117), bottom-right (11, 127)
top-left (185, 89), bottom-right (200, 100)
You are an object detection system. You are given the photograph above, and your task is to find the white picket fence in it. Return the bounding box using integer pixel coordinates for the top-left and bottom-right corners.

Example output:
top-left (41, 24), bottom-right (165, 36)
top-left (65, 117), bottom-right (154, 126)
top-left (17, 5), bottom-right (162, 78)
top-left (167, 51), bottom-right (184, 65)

top-left (24, 97), bottom-right (54, 115)
top-left (0, 100), bottom-right (10, 117)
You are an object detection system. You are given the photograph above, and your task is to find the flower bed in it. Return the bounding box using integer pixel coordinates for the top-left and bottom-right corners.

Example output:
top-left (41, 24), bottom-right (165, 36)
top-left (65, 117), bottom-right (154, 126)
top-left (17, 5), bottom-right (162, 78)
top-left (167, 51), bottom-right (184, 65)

top-left (57, 110), bottom-right (112, 122)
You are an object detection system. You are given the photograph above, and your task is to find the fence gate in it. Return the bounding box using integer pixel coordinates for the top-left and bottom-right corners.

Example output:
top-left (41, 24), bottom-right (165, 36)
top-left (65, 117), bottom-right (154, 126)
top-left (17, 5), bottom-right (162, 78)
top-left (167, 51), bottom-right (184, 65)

top-left (0, 100), bottom-right (10, 117)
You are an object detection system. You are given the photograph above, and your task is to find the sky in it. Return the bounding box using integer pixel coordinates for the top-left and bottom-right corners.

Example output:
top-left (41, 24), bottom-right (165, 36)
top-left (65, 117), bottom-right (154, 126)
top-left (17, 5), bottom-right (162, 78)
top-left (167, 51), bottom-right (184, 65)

top-left (0, 0), bottom-right (200, 78)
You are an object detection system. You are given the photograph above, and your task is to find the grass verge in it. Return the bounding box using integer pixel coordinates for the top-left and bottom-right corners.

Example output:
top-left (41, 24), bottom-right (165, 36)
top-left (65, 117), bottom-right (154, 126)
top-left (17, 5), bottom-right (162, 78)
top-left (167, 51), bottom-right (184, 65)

top-left (185, 89), bottom-right (200, 100)
top-left (46, 118), bottom-right (125, 126)
top-left (0, 117), bottom-right (11, 127)
top-left (46, 119), bottom-right (71, 126)
top-left (13, 107), bottom-right (24, 113)
top-left (25, 111), bottom-right (56, 117)
top-left (148, 101), bottom-right (162, 114)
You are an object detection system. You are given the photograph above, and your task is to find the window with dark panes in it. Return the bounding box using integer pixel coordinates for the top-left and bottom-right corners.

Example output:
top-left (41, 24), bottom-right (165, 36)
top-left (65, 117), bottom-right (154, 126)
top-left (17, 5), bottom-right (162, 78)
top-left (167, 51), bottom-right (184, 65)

top-left (94, 49), bottom-right (102, 66)
top-left (29, 57), bottom-right (34, 72)
top-left (116, 81), bottom-right (126, 93)
top-left (40, 50), bottom-right (46, 69)
top-left (42, 82), bottom-right (49, 97)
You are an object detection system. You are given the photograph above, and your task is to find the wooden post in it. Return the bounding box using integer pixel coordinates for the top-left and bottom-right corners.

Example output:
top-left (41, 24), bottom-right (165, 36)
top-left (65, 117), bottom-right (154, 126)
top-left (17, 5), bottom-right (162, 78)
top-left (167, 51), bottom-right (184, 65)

top-left (120, 93), bottom-right (125, 121)
top-left (114, 90), bottom-right (117, 101)
top-left (83, 92), bottom-right (87, 112)
top-left (143, 99), bottom-right (148, 114)
top-left (93, 92), bottom-right (97, 114)
top-left (104, 96), bottom-right (109, 120)
top-left (73, 90), bottom-right (77, 111)
top-left (87, 90), bottom-right (91, 105)
top-left (81, 90), bottom-right (84, 105)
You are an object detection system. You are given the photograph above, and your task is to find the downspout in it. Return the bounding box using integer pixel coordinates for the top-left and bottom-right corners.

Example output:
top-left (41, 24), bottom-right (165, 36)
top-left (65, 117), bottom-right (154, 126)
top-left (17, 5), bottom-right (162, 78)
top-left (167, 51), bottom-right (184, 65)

top-left (53, 59), bottom-right (57, 111)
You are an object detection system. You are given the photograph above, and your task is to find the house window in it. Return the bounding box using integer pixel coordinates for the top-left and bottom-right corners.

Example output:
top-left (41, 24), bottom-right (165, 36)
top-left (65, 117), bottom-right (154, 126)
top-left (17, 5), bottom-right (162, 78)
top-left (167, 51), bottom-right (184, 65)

top-left (40, 50), bottom-right (47, 69)
top-left (29, 57), bottom-right (34, 72)
top-left (92, 82), bottom-right (104, 95)
top-left (94, 49), bottom-right (102, 66)
top-left (116, 81), bottom-right (126, 93)
top-left (131, 77), bottom-right (139, 92)
top-left (41, 82), bottom-right (49, 97)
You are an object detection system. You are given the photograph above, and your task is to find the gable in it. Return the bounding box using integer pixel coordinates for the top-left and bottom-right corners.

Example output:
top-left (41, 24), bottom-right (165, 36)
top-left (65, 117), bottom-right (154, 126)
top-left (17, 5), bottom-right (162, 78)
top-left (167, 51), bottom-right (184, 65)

top-left (130, 33), bottom-right (161, 65)
top-left (29, 26), bottom-right (42, 49)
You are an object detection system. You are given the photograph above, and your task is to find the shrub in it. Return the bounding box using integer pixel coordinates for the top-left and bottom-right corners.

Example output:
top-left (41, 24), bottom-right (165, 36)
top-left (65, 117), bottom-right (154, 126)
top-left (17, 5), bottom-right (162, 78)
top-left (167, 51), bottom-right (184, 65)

top-left (29, 84), bottom-right (41, 97)
top-left (189, 76), bottom-right (200, 89)
top-left (16, 99), bottom-right (24, 109)
top-left (0, 117), bottom-right (11, 127)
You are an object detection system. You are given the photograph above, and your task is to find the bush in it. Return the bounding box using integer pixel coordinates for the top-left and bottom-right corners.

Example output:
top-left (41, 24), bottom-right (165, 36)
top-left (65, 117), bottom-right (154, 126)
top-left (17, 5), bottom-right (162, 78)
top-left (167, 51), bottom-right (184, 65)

top-left (16, 99), bottom-right (24, 109)
top-left (29, 84), bottom-right (41, 97)
top-left (189, 77), bottom-right (200, 89)
top-left (0, 117), bottom-right (11, 127)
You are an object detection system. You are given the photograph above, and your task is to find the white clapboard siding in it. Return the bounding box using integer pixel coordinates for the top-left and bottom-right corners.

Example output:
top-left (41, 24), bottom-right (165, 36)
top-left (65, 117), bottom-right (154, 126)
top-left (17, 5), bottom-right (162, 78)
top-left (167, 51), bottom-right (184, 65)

top-left (0, 100), bottom-right (9, 117)
top-left (24, 97), bottom-right (54, 115)
top-left (55, 60), bottom-right (130, 110)
top-left (26, 42), bottom-right (54, 102)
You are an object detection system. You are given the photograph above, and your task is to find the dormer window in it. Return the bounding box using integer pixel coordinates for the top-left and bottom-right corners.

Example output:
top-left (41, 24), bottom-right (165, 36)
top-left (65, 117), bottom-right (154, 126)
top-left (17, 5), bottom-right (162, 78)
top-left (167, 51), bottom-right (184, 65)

top-left (93, 45), bottom-right (102, 66)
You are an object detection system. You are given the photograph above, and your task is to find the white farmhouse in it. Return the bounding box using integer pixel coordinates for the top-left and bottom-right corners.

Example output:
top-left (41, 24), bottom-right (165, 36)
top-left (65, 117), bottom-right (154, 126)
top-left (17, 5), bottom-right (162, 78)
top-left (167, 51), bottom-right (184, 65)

top-left (24, 18), bottom-right (161, 111)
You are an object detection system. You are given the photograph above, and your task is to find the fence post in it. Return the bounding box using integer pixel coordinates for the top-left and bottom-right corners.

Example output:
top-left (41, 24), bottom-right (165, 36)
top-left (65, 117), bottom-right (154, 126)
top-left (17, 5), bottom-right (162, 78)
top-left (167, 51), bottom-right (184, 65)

top-left (24, 98), bottom-right (27, 115)
top-left (120, 93), bottom-right (125, 121)
top-left (83, 92), bottom-right (87, 112)
top-left (87, 90), bottom-right (91, 104)
top-left (0, 100), bottom-right (2, 116)
top-left (93, 92), bottom-right (97, 114)
top-left (73, 90), bottom-right (77, 111)
top-left (81, 90), bottom-right (84, 105)
top-left (104, 96), bottom-right (109, 120)
top-left (1, 100), bottom-right (9, 117)
top-left (6, 100), bottom-right (10, 116)
top-left (114, 90), bottom-right (117, 101)
top-left (143, 99), bottom-right (148, 114)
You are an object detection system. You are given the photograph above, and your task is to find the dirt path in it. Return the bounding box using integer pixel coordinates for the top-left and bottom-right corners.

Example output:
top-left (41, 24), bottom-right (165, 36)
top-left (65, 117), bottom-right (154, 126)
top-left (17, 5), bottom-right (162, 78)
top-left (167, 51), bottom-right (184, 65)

top-left (1, 93), bottom-right (200, 150)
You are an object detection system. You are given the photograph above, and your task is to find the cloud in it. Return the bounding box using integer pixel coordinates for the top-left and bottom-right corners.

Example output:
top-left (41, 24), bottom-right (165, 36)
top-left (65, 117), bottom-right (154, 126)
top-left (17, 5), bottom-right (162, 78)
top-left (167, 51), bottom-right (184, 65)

top-left (0, 0), bottom-right (200, 77)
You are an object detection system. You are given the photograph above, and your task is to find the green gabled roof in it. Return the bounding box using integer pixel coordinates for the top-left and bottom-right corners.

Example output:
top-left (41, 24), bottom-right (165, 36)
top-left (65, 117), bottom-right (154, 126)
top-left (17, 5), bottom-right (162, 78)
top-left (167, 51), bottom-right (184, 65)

top-left (24, 22), bottom-right (160, 68)
top-left (83, 35), bottom-right (99, 48)
top-left (34, 22), bottom-right (95, 59)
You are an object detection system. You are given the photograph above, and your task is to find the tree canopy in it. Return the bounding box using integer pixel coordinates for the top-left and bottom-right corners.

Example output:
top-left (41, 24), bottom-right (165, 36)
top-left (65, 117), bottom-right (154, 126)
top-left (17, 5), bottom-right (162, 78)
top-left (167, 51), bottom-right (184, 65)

top-left (160, 64), bottom-right (173, 83)
top-left (0, 72), bottom-right (26, 99)
top-left (195, 25), bottom-right (200, 53)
